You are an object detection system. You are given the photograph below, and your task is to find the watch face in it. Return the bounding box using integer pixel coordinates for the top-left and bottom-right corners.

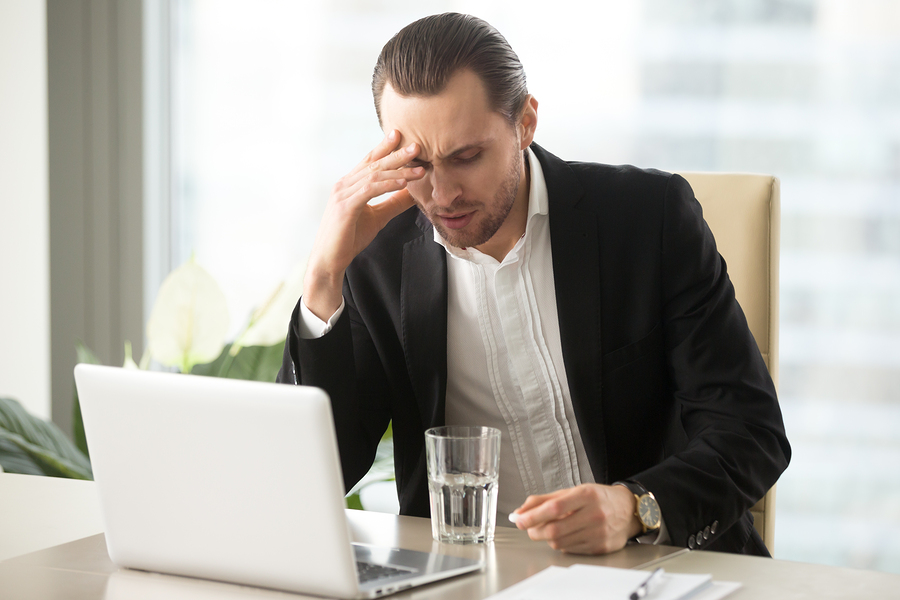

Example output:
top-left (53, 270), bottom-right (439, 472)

top-left (638, 495), bottom-right (661, 529)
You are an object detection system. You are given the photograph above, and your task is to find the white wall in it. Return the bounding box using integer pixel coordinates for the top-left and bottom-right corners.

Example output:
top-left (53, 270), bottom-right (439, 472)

top-left (0, 0), bottom-right (50, 419)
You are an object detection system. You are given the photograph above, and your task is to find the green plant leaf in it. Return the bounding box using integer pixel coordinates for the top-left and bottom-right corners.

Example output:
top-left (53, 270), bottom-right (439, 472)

top-left (0, 438), bottom-right (44, 475)
top-left (344, 492), bottom-right (366, 510)
top-left (347, 424), bottom-right (396, 502)
top-left (191, 342), bottom-right (285, 382)
top-left (0, 397), bottom-right (92, 480)
top-left (75, 340), bottom-right (102, 366)
top-left (345, 493), bottom-right (364, 510)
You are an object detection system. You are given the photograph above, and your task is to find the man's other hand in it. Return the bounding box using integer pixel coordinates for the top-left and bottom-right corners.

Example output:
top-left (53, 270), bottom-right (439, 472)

top-left (303, 129), bottom-right (425, 320)
top-left (510, 483), bottom-right (642, 554)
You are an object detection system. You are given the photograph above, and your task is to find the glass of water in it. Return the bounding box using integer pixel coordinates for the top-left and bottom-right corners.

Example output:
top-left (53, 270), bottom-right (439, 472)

top-left (425, 426), bottom-right (501, 544)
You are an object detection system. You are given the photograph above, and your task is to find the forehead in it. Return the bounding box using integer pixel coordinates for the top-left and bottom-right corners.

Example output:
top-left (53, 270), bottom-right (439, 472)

top-left (380, 70), bottom-right (511, 160)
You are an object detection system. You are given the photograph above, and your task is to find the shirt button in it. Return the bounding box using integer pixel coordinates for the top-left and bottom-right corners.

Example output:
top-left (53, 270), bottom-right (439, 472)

top-left (704, 526), bottom-right (711, 540)
top-left (695, 532), bottom-right (703, 546)
top-left (711, 521), bottom-right (718, 534)
top-left (688, 535), bottom-right (696, 549)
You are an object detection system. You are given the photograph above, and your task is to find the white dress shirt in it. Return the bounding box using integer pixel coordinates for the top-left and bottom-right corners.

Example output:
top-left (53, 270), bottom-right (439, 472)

top-left (437, 149), bottom-right (594, 524)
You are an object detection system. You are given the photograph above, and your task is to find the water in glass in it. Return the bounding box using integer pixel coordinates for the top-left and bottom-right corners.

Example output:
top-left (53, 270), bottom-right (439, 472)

top-left (428, 472), bottom-right (499, 544)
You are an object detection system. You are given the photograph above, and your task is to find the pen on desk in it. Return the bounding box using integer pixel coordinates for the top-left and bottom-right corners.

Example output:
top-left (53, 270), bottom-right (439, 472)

top-left (629, 567), bottom-right (664, 600)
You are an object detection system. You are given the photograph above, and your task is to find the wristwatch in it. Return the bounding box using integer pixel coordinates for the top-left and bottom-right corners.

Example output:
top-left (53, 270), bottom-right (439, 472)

top-left (615, 480), bottom-right (661, 535)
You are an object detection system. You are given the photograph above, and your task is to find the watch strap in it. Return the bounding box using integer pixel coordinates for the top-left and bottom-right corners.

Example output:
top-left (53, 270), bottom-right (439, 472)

top-left (613, 479), bottom-right (648, 498)
top-left (613, 480), bottom-right (660, 534)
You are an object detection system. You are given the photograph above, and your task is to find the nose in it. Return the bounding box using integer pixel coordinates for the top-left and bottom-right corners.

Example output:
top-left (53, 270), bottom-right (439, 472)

top-left (429, 168), bottom-right (461, 208)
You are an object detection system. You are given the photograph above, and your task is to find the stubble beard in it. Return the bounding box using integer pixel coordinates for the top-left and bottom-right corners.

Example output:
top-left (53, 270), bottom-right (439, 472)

top-left (424, 149), bottom-right (522, 250)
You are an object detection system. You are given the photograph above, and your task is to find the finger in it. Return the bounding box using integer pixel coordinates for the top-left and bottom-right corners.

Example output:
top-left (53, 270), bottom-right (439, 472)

top-left (348, 136), bottom-right (417, 185)
top-left (510, 491), bottom-right (564, 528)
top-left (339, 166), bottom-right (424, 210)
top-left (517, 488), bottom-right (567, 512)
top-left (341, 131), bottom-right (403, 188)
top-left (553, 522), bottom-right (629, 556)
top-left (333, 178), bottom-right (410, 217)
top-left (526, 507), bottom-right (590, 542)
top-left (368, 188), bottom-right (416, 227)
top-left (376, 141), bottom-right (420, 171)
top-left (523, 506), bottom-right (609, 554)
top-left (516, 488), bottom-right (586, 529)
top-left (348, 142), bottom-right (420, 189)
top-left (548, 528), bottom-right (603, 554)
top-left (542, 521), bottom-right (590, 548)
top-left (367, 165), bottom-right (426, 187)
top-left (352, 129), bottom-right (402, 174)
top-left (525, 498), bottom-right (602, 543)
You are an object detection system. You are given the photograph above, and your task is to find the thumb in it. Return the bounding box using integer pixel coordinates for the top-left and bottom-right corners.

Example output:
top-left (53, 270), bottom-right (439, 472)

top-left (370, 188), bottom-right (416, 228)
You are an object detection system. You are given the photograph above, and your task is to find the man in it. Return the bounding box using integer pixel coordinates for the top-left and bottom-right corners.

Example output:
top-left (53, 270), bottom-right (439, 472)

top-left (277, 13), bottom-right (790, 556)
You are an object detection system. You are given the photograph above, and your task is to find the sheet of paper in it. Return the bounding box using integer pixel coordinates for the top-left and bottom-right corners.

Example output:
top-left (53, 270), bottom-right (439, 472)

top-left (484, 566), bottom-right (569, 600)
top-left (485, 564), bottom-right (715, 600)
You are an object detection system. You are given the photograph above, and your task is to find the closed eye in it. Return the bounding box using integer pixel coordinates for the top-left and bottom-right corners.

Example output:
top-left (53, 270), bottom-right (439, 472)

top-left (455, 152), bottom-right (481, 164)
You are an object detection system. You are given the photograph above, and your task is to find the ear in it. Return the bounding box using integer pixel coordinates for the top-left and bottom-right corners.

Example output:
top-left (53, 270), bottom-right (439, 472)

top-left (518, 95), bottom-right (539, 150)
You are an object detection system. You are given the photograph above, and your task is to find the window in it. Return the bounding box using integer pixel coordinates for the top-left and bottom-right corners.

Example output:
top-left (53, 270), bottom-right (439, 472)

top-left (163, 0), bottom-right (900, 572)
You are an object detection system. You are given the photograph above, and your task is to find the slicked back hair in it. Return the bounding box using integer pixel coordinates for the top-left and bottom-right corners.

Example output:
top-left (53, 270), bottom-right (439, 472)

top-left (372, 13), bottom-right (528, 127)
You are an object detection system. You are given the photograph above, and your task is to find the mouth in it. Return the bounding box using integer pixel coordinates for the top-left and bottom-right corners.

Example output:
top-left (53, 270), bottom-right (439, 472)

top-left (437, 212), bottom-right (475, 230)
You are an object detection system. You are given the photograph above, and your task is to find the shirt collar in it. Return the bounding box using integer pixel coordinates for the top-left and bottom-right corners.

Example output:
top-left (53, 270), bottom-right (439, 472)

top-left (434, 147), bottom-right (549, 258)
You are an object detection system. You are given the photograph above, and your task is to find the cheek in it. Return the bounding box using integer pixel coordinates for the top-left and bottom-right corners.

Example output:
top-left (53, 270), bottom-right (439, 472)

top-left (406, 178), bottom-right (431, 203)
top-left (471, 162), bottom-right (506, 192)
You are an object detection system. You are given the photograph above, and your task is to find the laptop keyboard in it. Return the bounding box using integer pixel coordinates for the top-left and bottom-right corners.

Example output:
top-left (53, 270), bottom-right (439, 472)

top-left (356, 560), bottom-right (412, 583)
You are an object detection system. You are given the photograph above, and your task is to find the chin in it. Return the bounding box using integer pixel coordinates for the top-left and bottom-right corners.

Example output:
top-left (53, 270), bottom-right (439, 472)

top-left (432, 225), bottom-right (481, 249)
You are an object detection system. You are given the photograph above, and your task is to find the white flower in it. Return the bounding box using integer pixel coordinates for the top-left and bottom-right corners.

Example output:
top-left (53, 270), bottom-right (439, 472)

top-left (146, 258), bottom-right (230, 372)
top-left (123, 340), bottom-right (140, 369)
top-left (236, 260), bottom-right (306, 348)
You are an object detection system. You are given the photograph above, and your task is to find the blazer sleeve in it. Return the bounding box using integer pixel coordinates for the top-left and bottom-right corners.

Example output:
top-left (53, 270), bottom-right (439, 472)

top-left (633, 174), bottom-right (791, 549)
top-left (277, 290), bottom-right (393, 493)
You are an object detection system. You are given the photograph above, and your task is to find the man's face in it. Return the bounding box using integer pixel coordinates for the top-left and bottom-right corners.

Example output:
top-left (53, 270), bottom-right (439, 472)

top-left (379, 70), bottom-right (536, 252)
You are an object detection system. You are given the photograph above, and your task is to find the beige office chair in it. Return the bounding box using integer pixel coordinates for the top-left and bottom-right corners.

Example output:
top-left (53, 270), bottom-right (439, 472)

top-left (676, 172), bottom-right (781, 555)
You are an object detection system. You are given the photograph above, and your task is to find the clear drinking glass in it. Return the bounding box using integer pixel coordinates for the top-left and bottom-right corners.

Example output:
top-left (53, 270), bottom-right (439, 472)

top-left (425, 426), bottom-right (501, 544)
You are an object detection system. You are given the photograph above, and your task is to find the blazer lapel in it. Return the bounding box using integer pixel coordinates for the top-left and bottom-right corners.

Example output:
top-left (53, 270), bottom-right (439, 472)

top-left (532, 144), bottom-right (609, 484)
top-left (401, 212), bottom-right (449, 430)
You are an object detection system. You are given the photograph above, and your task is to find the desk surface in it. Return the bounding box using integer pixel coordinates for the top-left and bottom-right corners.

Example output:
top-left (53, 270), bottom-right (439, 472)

top-left (2, 475), bottom-right (899, 600)
top-left (648, 549), bottom-right (900, 600)
top-left (0, 511), bottom-right (683, 600)
top-left (0, 473), bottom-right (104, 561)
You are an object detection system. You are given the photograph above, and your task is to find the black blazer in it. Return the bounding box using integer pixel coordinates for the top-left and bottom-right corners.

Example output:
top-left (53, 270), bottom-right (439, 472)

top-left (278, 143), bottom-right (790, 555)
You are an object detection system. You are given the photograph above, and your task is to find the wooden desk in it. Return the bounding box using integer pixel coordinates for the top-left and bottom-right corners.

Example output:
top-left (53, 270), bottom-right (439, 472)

top-left (642, 549), bottom-right (900, 600)
top-left (3, 474), bottom-right (899, 599)
top-left (0, 513), bottom-right (682, 599)
top-left (0, 475), bottom-right (680, 599)
top-left (0, 473), bottom-right (104, 561)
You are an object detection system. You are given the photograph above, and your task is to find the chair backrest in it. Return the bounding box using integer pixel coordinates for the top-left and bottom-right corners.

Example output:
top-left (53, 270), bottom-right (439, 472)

top-left (676, 172), bottom-right (781, 554)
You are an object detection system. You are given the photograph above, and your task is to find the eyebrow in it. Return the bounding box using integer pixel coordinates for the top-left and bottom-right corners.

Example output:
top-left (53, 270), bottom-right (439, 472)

top-left (412, 139), bottom-right (492, 164)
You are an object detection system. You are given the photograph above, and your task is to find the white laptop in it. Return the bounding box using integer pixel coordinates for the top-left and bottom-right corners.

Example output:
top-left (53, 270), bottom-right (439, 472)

top-left (73, 364), bottom-right (482, 598)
